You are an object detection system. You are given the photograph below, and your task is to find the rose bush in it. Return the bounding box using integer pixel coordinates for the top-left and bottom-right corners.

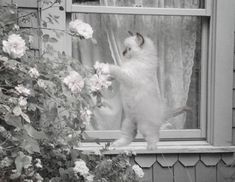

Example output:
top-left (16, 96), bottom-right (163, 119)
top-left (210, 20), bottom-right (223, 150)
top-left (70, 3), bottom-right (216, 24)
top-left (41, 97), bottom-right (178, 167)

top-left (0, 1), bottom-right (144, 181)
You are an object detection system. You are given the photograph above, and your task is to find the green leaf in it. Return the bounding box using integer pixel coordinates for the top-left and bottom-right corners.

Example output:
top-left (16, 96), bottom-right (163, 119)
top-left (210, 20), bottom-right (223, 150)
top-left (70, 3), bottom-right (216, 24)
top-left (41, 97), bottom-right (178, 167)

top-left (42, 34), bottom-right (49, 42)
top-left (0, 55), bottom-right (8, 62)
top-left (4, 59), bottom-right (18, 70)
top-left (4, 113), bottom-right (23, 128)
top-left (24, 124), bottom-right (47, 140)
top-left (1, 104), bottom-right (11, 112)
top-left (27, 103), bottom-right (37, 111)
top-left (21, 137), bottom-right (40, 154)
top-left (49, 37), bottom-right (58, 43)
top-left (59, 168), bottom-right (66, 176)
top-left (10, 172), bottom-right (21, 180)
top-left (21, 112), bottom-right (31, 123)
top-left (42, 21), bottom-right (47, 28)
top-left (14, 151), bottom-right (32, 175)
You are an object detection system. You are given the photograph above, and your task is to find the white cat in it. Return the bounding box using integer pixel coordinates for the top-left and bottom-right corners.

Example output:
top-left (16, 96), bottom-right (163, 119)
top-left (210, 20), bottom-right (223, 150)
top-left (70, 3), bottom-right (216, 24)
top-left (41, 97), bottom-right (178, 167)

top-left (101, 32), bottom-right (188, 150)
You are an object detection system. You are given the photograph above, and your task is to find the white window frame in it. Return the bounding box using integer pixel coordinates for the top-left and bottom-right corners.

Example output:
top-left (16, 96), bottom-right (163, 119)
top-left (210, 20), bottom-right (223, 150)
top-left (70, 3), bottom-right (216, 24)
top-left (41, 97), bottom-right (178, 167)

top-left (43, 0), bottom-right (235, 150)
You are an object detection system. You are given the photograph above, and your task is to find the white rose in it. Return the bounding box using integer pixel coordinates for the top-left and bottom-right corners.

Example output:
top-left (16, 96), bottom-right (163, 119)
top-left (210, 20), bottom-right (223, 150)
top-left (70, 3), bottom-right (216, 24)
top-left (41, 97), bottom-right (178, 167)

top-left (2, 34), bottom-right (27, 59)
top-left (88, 74), bottom-right (111, 92)
top-left (35, 158), bottom-right (42, 168)
top-left (94, 62), bottom-right (110, 75)
top-left (29, 67), bottom-right (40, 78)
top-left (132, 164), bottom-right (144, 178)
top-left (73, 160), bottom-right (89, 177)
top-left (63, 71), bottom-right (84, 94)
top-left (69, 19), bottom-right (93, 39)
top-left (18, 96), bottom-right (27, 107)
top-left (86, 174), bottom-right (94, 182)
top-left (37, 79), bottom-right (47, 89)
top-left (0, 157), bottom-right (13, 168)
top-left (15, 84), bottom-right (30, 96)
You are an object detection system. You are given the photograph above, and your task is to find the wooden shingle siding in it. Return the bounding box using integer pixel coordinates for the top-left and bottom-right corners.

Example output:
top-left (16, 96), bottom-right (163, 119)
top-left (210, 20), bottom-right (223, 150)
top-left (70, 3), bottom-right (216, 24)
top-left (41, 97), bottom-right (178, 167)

top-left (217, 161), bottom-right (235, 182)
top-left (200, 153), bottom-right (221, 166)
top-left (156, 154), bottom-right (178, 167)
top-left (174, 162), bottom-right (195, 182)
top-left (135, 155), bottom-right (156, 168)
top-left (221, 152), bottom-right (234, 165)
top-left (133, 153), bottom-right (235, 182)
top-left (142, 168), bottom-right (153, 182)
top-left (153, 162), bottom-right (173, 182)
top-left (196, 161), bottom-right (217, 182)
top-left (179, 153), bottom-right (199, 166)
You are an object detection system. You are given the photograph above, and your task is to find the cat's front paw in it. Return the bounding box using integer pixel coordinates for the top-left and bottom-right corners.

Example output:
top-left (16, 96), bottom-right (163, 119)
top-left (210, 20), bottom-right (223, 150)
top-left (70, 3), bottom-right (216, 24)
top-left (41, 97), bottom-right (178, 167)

top-left (94, 62), bottom-right (110, 75)
top-left (101, 64), bottom-right (110, 74)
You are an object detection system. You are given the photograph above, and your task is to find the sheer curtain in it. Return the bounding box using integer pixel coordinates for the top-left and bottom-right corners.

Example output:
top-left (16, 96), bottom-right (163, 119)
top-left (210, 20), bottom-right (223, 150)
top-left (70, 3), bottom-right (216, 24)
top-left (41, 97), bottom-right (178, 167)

top-left (72, 0), bottom-right (200, 130)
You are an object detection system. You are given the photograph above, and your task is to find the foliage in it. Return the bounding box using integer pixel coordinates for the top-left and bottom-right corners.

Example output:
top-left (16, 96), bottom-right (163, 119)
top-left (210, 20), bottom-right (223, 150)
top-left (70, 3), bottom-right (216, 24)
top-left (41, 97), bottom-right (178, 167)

top-left (0, 1), bottom-right (143, 181)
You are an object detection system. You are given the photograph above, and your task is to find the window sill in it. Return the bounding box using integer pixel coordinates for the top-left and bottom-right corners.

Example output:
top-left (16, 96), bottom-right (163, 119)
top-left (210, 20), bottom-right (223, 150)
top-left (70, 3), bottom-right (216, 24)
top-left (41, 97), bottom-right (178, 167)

top-left (76, 141), bottom-right (235, 154)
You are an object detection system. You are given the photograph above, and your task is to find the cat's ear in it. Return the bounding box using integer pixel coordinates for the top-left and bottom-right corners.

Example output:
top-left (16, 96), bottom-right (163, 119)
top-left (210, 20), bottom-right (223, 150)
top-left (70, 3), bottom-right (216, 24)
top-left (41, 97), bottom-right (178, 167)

top-left (128, 31), bottom-right (134, 36)
top-left (136, 32), bottom-right (145, 47)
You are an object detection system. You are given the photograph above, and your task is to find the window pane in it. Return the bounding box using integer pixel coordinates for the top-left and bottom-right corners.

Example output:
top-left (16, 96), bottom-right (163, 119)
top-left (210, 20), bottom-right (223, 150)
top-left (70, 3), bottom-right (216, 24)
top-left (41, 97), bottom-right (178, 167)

top-left (72, 0), bottom-right (205, 9)
top-left (71, 13), bottom-right (202, 130)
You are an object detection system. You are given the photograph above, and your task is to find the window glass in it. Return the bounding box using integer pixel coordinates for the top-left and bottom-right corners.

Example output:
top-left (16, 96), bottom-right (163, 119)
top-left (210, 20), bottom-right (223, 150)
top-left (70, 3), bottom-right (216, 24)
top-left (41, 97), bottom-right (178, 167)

top-left (71, 13), bottom-right (202, 131)
top-left (72, 0), bottom-right (205, 9)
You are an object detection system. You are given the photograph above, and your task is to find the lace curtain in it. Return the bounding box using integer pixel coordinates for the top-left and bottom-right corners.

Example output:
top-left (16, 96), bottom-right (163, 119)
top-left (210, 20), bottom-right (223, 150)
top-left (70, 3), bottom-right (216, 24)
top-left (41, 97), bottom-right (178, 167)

top-left (72, 0), bottom-right (200, 130)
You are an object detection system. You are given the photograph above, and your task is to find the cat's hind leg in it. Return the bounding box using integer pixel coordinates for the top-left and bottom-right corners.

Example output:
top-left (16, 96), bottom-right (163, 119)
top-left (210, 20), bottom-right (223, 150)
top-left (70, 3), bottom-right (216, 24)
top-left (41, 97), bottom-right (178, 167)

top-left (111, 118), bottom-right (137, 147)
top-left (139, 123), bottom-right (161, 150)
top-left (146, 134), bottom-right (159, 150)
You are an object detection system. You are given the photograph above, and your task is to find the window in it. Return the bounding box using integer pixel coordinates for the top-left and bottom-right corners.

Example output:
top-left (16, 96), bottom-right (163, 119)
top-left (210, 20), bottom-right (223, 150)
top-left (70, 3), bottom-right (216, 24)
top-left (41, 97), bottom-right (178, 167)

top-left (42, 0), bottom-right (234, 148)
top-left (71, 0), bottom-right (206, 9)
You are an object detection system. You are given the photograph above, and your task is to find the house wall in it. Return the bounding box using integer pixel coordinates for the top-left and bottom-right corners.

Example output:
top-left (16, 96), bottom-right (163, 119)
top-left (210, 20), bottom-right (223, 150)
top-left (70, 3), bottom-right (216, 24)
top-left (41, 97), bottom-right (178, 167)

top-left (232, 6), bottom-right (235, 145)
top-left (132, 153), bottom-right (235, 182)
top-left (5, 0), bottom-right (41, 56)
top-left (3, 0), bottom-right (235, 182)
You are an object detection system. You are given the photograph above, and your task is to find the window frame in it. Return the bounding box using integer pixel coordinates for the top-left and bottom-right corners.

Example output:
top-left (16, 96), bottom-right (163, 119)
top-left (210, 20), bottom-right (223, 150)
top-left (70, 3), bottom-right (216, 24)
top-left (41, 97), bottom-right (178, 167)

top-left (43, 0), bottom-right (235, 148)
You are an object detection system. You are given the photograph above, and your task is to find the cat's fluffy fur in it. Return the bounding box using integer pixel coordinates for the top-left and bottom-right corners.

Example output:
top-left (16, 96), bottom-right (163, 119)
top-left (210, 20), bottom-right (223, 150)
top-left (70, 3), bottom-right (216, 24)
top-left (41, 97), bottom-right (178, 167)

top-left (100, 32), bottom-right (163, 150)
top-left (104, 32), bottom-right (187, 150)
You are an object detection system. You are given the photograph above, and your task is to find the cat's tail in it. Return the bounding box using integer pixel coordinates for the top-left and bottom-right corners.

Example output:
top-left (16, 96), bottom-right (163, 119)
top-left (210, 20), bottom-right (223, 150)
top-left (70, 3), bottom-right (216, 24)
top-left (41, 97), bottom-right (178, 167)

top-left (163, 106), bottom-right (192, 122)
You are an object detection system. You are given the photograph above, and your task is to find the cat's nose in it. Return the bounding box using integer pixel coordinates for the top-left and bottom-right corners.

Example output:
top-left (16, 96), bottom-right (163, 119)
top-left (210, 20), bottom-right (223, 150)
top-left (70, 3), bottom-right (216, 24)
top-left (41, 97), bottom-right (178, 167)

top-left (123, 49), bottom-right (127, 56)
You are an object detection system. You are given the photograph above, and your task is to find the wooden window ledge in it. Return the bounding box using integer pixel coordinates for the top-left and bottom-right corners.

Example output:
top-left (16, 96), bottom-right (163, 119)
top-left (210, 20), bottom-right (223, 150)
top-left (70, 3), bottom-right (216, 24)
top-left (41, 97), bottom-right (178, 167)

top-left (76, 141), bottom-right (235, 154)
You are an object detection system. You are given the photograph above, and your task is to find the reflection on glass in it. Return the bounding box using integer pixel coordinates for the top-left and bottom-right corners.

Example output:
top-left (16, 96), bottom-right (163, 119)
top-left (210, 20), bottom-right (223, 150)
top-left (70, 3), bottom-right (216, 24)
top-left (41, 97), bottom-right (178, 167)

top-left (72, 0), bottom-right (205, 9)
top-left (71, 13), bottom-right (201, 130)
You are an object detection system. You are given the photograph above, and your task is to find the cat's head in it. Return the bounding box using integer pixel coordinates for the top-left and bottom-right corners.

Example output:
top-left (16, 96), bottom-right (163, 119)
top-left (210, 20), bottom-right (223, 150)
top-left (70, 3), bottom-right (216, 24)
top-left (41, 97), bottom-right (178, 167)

top-left (122, 31), bottom-right (155, 60)
top-left (122, 31), bottom-right (145, 59)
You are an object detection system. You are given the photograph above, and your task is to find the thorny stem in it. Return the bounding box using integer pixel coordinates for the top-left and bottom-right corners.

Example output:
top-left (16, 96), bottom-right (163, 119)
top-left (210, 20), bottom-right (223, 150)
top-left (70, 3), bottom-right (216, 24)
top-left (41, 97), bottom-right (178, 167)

top-left (28, 27), bottom-right (74, 36)
top-left (0, 139), bottom-right (8, 146)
